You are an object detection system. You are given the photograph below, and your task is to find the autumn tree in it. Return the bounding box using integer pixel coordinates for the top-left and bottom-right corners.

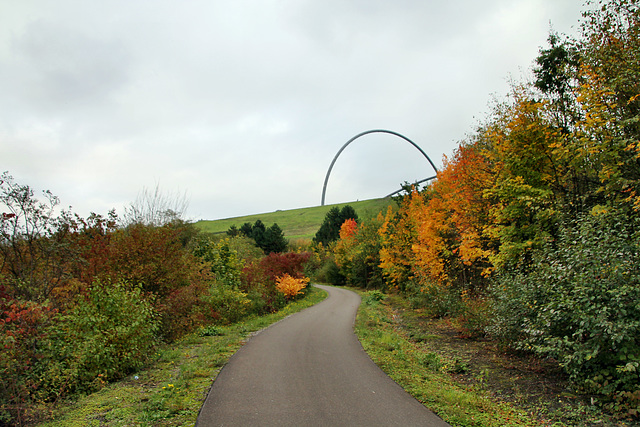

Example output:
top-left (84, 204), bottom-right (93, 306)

top-left (313, 205), bottom-right (359, 246)
top-left (335, 216), bottom-right (385, 289)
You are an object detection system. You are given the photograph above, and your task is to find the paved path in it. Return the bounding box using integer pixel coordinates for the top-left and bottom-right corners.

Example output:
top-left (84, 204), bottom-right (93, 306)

top-left (196, 285), bottom-right (450, 426)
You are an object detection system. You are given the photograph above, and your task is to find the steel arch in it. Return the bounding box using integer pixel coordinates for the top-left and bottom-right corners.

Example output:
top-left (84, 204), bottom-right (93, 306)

top-left (321, 129), bottom-right (438, 205)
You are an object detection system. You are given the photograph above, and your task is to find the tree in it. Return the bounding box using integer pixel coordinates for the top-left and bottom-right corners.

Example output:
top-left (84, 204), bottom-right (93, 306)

top-left (0, 172), bottom-right (71, 301)
top-left (226, 225), bottom-right (240, 237)
top-left (313, 205), bottom-right (359, 246)
top-left (123, 183), bottom-right (189, 227)
top-left (232, 220), bottom-right (288, 254)
top-left (334, 215), bottom-right (385, 289)
top-left (239, 222), bottom-right (253, 236)
top-left (262, 223), bottom-right (288, 254)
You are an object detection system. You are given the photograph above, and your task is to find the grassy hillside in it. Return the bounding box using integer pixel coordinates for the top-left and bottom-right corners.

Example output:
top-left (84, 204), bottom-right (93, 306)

top-left (195, 198), bottom-right (395, 243)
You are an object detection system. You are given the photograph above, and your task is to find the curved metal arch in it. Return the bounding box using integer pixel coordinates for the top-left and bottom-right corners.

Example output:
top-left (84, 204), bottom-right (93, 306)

top-left (321, 129), bottom-right (438, 205)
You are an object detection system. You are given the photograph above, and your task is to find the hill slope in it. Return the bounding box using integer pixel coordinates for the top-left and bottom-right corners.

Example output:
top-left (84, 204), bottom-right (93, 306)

top-left (194, 198), bottom-right (394, 243)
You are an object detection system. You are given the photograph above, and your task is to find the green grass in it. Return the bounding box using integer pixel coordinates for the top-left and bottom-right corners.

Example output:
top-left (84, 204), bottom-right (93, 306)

top-left (353, 289), bottom-right (539, 427)
top-left (194, 198), bottom-right (394, 243)
top-left (38, 287), bottom-right (327, 427)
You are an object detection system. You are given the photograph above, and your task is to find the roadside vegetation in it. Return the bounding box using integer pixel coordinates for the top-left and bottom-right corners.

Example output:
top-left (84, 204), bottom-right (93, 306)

top-left (306, 1), bottom-right (640, 423)
top-left (355, 289), bottom-right (631, 426)
top-left (0, 174), bottom-right (316, 426)
top-left (36, 287), bottom-right (326, 427)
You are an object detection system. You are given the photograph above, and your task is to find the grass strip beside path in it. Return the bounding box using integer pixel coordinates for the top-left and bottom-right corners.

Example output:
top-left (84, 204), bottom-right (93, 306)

top-left (354, 289), bottom-right (538, 427)
top-left (38, 286), bottom-right (327, 427)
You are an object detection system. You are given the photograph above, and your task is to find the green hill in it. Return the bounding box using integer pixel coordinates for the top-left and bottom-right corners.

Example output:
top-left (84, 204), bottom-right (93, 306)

top-left (194, 198), bottom-right (395, 244)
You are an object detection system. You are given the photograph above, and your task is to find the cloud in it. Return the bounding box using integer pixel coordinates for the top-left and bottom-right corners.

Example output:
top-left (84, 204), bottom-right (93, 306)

top-left (0, 0), bottom-right (586, 220)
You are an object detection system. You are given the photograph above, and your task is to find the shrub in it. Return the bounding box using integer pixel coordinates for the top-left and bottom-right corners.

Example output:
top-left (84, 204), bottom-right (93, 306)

top-left (107, 223), bottom-right (198, 298)
top-left (241, 251), bottom-right (312, 313)
top-left (314, 258), bottom-right (345, 285)
top-left (491, 211), bottom-right (640, 412)
top-left (204, 284), bottom-right (251, 324)
top-left (42, 280), bottom-right (159, 397)
top-left (275, 274), bottom-right (309, 299)
top-left (408, 281), bottom-right (464, 318)
top-left (156, 282), bottom-right (211, 341)
top-left (258, 251), bottom-right (311, 282)
top-left (361, 290), bottom-right (385, 305)
top-left (0, 296), bottom-right (57, 425)
top-left (456, 292), bottom-right (491, 339)
top-left (194, 237), bottom-right (245, 288)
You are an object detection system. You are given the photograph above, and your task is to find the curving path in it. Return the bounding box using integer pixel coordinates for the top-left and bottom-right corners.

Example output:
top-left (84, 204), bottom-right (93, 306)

top-left (196, 285), bottom-right (450, 426)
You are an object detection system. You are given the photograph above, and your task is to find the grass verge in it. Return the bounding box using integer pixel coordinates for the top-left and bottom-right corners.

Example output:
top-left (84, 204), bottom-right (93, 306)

top-left (354, 289), bottom-right (534, 427)
top-left (353, 290), bottom-right (633, 427)
top-left (37, 286), bottom-right (327, 427)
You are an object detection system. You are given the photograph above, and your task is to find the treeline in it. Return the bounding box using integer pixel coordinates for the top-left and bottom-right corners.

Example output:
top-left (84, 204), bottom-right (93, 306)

top-left (310, 0), bottom-right (640, 416)
top-left (0, 174), bottom-right (311, 426)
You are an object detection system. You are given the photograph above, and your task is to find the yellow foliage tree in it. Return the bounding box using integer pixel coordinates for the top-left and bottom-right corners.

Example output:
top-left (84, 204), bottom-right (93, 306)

top-left (275, 274), bottom-right (309, 298)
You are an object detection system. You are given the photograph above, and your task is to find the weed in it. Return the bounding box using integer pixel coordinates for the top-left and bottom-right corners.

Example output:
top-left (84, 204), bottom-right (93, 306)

top-left (198, 325), bottom-right (223, 337)
top-left (362, 290), bottom-right (385, 305)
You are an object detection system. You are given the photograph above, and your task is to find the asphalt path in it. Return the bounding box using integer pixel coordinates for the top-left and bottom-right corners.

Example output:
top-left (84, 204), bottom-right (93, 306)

top-left (196, 284), bottom-right (450, 426)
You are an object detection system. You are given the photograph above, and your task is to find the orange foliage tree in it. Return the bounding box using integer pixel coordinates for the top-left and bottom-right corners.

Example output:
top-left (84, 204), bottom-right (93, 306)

top-left (379, 141), bottom-right (494, 294)
top-left (275, 274), bottom-right (309, 298)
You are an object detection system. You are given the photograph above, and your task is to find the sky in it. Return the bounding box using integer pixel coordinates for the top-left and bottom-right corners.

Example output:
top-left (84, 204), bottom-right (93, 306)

top-left (0, 0), bottom-right (588, 221)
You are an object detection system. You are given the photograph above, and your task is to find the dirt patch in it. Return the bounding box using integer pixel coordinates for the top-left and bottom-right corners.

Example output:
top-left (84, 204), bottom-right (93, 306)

top-left (386, 295), bottom-right (636, 427)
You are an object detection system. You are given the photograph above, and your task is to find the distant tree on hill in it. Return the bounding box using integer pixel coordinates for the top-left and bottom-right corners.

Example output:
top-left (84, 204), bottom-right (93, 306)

top-left (229, 220), bottom-right (288, 254)
top-left (313, 205), bottom-right (359, 246)
top-left (262, 223), bottom-right (288, 254)
top-left (226, 225), bottom-right (240, 237)
top-left (240, 222), bottom-right (253, 236)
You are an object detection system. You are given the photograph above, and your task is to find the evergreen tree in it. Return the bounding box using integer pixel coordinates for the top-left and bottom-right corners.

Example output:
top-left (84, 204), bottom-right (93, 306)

top-left (230, 220), bottom-right (288, 253)
top-left (262, 223), bottom-right (288, 254)
top-left (226, 225), bottom-right (240, 237)
top-left (239, 222), bottom-right (253, 236)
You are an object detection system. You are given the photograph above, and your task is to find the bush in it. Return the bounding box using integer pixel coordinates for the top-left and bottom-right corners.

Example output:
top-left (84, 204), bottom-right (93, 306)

top-left (241, 251), bottom-right (312, 313)
top-left (361, 290), bottom-right (385, 305)
top-left (313, 258), bottom-right (345, 285)
top-left (408, 281), bottom-right (464, 318)
top-left (491, 211), bottom-right (640, 412)
top-left (0, 296), bottom-right (57, 425)
top-left (456, 292), bottom-right (491, 339)
top-left (156, 282), bottom-right (211, 341)
top-left (205, 284), bottom-right (251, 324)
top-left (42, 280), bottom-right (160, 396)
top-left (275, 274), bottom-right (309, 299)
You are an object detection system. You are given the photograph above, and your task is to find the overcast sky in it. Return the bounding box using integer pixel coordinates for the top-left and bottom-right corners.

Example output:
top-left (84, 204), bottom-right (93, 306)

top-left (1, 0), bottom-right (587, 221)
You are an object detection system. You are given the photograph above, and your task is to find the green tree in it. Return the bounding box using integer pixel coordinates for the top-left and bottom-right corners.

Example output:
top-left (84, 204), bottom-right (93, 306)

top-left (262, 223), bottom-right (288, 254)
top-left (239, 222), bottom-right (253, 236)
top-left (226, 225), bottom-right (240, 237)
top-left (232, 220), bottom-right (288, 254)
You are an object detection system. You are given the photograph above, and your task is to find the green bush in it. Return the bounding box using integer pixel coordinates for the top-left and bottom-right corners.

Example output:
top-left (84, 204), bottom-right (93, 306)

top-left (205, 284), bottom-right (251, 324)
top-left (491, 211), bottom-right (640, 411)
top-left (362, 290), bottom-right (385, 305)
top-left (42, 280), bottom-right (159, 396)
top-left (407, 281), bottom-right (464, 319)
top-left (315, 259), bottom-right (345, 285)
